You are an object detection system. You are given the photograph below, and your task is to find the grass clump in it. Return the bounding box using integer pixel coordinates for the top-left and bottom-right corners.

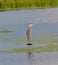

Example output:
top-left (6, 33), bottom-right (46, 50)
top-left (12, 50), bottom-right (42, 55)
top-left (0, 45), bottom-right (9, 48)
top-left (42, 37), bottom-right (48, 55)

top-left (0, 29), bottom-right (14, 34)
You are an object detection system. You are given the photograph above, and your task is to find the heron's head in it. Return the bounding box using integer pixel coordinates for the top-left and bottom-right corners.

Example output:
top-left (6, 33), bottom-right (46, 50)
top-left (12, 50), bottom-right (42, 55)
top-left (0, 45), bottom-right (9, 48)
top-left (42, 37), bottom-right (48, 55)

top-left (29, 24), bottom-right (32, 28)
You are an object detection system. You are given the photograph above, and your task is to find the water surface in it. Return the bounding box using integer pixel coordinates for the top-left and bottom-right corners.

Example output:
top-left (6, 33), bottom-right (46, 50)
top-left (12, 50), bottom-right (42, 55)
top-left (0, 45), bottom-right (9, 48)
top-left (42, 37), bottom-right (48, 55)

top-left (0, 52), bottom-right (58, 65)
top-left (0, 8), bottom-right (58, 65)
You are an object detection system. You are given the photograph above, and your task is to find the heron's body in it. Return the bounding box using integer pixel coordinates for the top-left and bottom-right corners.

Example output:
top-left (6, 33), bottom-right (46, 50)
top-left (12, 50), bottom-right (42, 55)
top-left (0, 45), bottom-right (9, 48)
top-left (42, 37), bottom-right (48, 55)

top-left (26, 24), bottom-right (32, 42)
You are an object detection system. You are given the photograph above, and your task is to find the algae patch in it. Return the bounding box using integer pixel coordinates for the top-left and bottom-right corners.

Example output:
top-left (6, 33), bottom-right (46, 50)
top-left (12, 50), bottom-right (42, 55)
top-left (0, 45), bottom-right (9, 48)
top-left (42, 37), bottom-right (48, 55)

top-left (0, 45), bottom-right (58, 53)
top-left (0, 29), bottom-right (14, 34)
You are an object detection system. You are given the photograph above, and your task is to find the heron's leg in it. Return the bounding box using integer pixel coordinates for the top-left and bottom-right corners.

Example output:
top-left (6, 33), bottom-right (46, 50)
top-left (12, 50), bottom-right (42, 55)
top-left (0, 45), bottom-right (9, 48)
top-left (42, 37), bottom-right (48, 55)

top-left (28, 38), bottom-right (31, 43)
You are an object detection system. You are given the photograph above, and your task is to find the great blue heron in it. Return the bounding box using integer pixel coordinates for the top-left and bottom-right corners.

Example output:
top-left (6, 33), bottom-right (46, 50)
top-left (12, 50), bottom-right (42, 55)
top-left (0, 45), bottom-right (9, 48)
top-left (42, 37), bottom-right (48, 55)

top-left (26, 24), bottom-right (32, 44)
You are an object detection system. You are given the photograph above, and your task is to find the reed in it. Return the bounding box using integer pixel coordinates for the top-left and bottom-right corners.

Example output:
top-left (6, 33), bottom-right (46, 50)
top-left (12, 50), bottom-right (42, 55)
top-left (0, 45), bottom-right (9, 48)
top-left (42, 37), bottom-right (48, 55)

top-left (0, 0), bottom-right (57, 11)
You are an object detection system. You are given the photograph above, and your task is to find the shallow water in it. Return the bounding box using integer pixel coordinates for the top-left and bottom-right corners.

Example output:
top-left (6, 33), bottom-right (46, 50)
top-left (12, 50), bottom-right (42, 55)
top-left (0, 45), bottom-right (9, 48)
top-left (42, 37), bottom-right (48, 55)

top-left (0, 52), bottom-right (58, 65)
top-left (0, 42), bottom-right (48, 50)
top-left (0, 8), bottom-right (58, 65)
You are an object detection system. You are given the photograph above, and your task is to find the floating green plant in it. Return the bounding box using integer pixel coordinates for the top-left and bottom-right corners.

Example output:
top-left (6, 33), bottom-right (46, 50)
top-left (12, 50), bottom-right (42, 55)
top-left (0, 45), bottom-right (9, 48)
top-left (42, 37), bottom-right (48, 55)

top-left (0, 45), bottom-right (58, 53)
top-left (0, 29), bottom-right (14, 34)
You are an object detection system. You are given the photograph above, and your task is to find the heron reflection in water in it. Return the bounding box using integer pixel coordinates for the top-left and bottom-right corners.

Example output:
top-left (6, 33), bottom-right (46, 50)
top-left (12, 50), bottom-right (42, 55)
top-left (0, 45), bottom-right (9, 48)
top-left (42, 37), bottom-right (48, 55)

top-left (26, 24), bottom-right (32, 45)
top-left (28, 51), bottom-right (34, 65)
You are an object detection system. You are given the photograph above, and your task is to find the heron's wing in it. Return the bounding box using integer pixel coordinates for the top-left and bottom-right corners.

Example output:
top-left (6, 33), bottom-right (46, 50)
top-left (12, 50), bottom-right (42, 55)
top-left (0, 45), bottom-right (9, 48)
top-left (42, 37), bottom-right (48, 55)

top-left (26, 28), bottom-right (29, 34)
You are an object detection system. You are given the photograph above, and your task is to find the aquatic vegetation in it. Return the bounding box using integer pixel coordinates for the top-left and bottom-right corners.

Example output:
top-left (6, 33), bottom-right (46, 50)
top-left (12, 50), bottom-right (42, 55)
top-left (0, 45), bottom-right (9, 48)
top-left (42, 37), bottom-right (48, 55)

top-left (0, 45), bottom-right (58, 53)
top-left (1, 35), bottom-right (58, 44)
top-left (0, 0), bottom-right (57, 11)
top-left (0, 35), bottom-right (58, 53)
top-left (0, 29), bottom-right (14, 34)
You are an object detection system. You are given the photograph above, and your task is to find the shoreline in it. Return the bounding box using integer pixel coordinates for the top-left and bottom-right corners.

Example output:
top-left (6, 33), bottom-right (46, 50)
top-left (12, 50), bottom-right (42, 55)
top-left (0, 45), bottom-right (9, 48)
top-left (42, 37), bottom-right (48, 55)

top-left (0, 7), bottom-right (58, 11)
